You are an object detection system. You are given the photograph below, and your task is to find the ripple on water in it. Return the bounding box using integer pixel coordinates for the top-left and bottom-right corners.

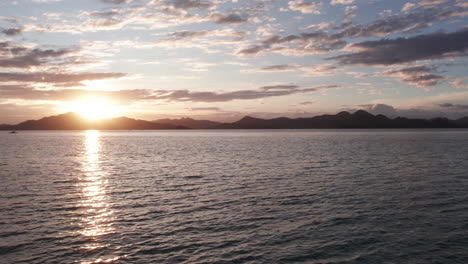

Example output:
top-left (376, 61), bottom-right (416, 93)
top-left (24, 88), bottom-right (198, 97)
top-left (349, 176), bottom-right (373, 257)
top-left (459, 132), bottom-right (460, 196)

top-left (1, 130), bottom-right (468, 264)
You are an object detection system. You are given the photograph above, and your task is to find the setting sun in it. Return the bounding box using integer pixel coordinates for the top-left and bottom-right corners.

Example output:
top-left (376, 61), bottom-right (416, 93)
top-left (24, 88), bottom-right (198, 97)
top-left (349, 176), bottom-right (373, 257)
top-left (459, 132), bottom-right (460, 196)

top-left (70, 97), bottom-right (116, 120)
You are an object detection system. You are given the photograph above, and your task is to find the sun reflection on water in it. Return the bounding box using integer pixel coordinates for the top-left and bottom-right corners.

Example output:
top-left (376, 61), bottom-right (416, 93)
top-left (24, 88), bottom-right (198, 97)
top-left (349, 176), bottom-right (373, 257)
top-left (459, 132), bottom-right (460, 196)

top-left (79, 130), bottom-right (119, 263)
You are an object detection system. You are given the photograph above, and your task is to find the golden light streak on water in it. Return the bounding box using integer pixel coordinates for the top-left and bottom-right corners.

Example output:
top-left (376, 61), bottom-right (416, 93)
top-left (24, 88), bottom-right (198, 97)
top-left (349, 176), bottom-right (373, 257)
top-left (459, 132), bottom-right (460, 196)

top-left (79, 130), bottom-right (120, 263)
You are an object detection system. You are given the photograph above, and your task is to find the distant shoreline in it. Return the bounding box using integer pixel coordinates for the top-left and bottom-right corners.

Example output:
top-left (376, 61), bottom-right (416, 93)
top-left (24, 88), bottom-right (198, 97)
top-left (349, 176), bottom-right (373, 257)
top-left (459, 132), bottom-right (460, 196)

top-left (2, 110), bottom-right (468, 130)
top-left (4, 127), bottom-right (468, 131)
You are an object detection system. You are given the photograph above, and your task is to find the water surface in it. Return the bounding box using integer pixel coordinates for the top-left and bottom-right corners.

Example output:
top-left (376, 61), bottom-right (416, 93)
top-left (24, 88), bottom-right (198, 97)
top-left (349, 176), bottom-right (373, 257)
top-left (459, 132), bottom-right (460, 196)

top-left (1, 130), bottom-right (468, 263)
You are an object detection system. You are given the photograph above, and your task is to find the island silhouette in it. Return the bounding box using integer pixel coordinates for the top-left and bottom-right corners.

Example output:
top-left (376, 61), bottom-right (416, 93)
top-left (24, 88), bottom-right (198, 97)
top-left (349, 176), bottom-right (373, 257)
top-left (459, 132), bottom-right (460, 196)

top-left (1, 110), bottom-right (468, 130)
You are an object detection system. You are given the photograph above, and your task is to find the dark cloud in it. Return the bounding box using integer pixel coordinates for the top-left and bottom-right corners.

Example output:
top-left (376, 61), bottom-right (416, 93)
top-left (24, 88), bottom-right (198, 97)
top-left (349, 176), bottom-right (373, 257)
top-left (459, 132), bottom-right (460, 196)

top-left (438, 103), bottom-right (468, 109)
top-left (1, 27), bottom-right (23, 36)
top-left (166, 30), bottom-right (209, 40)
top-left (237, 45), bottom-right (264, 55)
top-left (187, 107), bottom-right (221, 111)
top-left (249, 64), bottom-right (338, 75)
top-left (329, 28), bottom-right (468, 66)
top-left (0, 72), bottom-right (127, 86)
top-left (154, 29), bottom-right (247, 49)
top-left (237, 31), bottom-right (346, 56)
top-left (0, 84), bottom-right (339, 103)
top-left (151, 85), bottom-right (338, 102)
top-left (0, 41), bottom-right (28, 55)
top-left (236, 4), bottom-right (465, 57)
top-left (380, 65), bottom-right (444, 87)
top-left (209, 13), bottom-right (248, 24)
top-left (0, 49), bottom-right (74, 69)
top-left (171, 0), bottom-right (215, 10)
top-left (0, 42), bottom-right (78, 69)
top-left (260, 85), bottom-right (299, 91)
top-left (402, 74), bottom-right (444, 87)
top-left (258, 64), bottom-right (299, 72)
top-left (333, 8), bottom-right (462, 39)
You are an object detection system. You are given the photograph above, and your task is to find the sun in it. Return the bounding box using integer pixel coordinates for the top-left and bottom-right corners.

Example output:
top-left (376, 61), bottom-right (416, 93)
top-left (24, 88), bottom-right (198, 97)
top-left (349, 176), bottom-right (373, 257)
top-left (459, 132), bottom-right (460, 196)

top-left (70, 97), bottom-right (116, 120)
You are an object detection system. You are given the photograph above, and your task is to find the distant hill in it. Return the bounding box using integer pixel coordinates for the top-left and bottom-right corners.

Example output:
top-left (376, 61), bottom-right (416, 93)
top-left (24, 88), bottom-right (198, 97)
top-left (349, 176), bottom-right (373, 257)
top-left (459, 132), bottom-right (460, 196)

top-left (0, 124), bottom-right (13, 130)
top-left (152, 117), bottom-right (221, 129)
top-left (1, 110), bottom-right (467, 130)
top-left (455, 116), bottom-right (468, 127)
top-left (2, 112), bottom-right (186, 130)
top-left (215, 110), bottom-right (468, 129)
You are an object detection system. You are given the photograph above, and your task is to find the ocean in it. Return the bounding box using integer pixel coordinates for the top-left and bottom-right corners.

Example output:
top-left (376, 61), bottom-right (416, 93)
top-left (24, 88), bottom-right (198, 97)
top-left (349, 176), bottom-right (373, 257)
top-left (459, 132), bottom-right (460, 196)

top-left (1, 130), bottom-right (467, 264)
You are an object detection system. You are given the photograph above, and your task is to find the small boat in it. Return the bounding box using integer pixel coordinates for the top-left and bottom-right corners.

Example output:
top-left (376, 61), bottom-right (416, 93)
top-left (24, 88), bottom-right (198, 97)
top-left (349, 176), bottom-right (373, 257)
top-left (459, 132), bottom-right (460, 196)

top-left (8, 131), bottom-right (17, 134)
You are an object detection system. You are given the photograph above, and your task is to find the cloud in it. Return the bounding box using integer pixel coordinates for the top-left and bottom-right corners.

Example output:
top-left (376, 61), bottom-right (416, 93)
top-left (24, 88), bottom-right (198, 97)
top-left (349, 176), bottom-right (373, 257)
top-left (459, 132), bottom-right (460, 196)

top-left (380, 65), bottom-right (444, 87)
top-left (0, 84), bottom-right (339, 103)
top-left (99, 0), bottom-right (132, 3)
top-left (333, 7), bottom-right (463, 38)
top-left (301, 64), bottom-right (339, 76)
top-left (149, 29), bottom-right (247, 52)
top-left (0, 48), bottom-right (75, 69)
top-left (0, 72), bottom-right (127, 86)
top-left (260, 85), bottom-right (299, 91)
top-left (71, 1), bottom-right (251, 33)
top-left (87, 9), bottom-right (125, 18)
top-left (288, 0), bottom-right (323, 14)
top-left (170, 0), bottom-right (215, 10)
top-left (0, 102), bottom-right (57, 124)
top-left (0, 85), bottom-right (151, 103)
top-left (0, 41), bottom-right (79, 69)
top-left (31, 0), bottom-right (62, 2)
top-left (358, 103), bottom-right (398, 117)
top-left (236, 3), bottom-right (465, 57)
top-left (347, 102), bottom-right (468, 119)
top-left (419, 0), bottom-right (451, 6)
top-left (246, 63), bottom-right (339, 76)
top-left (456, 0), bottom-right (468, 8)
top-left (329, 28), bottom-right (468, 66)
top-left (165, 30), bottom-right (210, 40)
top-left (452, 78), bottom-right (468, 88)
top-left (209, 13), bottom-right (248, 24)
top-left (344, 5), bottom-right (357, 19)
top-left (1, 27), bottom-right (23, 36)
top-left (237, 31), bottom-right (346, 56)
top-left (401, 3), bottom-right (416, 12)
top-left (331, 0), bottom-right (355, 5)
top-left (237, 45), bottom-right (265, 56)
top-left (33, 2), bottom-right (213, 33)
top-left (187, 107), bottom-right (221, 111)
top-left (250, 64), bottom-right (300, 72)
top-left (151, 84), bottom-right (339, 102)
top-left (438, 103), bottom-right (468, 109)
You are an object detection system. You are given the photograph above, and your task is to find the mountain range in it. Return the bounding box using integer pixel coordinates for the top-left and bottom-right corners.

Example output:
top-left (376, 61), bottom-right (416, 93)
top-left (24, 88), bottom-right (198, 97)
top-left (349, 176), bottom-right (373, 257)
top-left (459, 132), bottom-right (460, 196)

top-left (1, 110), bottom-right (468, 130)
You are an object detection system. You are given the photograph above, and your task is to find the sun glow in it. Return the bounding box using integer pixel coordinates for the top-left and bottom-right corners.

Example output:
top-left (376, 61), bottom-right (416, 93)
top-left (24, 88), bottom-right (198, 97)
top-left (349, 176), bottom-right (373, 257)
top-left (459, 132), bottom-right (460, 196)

top-left (70, 97), bottom-right (116, 120)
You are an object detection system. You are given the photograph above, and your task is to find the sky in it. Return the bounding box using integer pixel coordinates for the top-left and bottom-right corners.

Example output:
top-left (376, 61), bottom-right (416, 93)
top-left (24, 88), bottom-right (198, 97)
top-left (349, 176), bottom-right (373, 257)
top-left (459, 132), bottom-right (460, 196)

top-left (0, 0), bottom-right (467, 124)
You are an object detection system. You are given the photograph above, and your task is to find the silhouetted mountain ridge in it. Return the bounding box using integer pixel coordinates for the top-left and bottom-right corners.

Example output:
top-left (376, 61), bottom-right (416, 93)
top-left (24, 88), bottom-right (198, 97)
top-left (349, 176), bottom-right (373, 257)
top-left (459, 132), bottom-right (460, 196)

top-left (152, 117), bottom-right (220, 129)
top-left (216, 111), bottom-right (468, 129)
top-left (3, 112), bottom-right (186, 130)
top-left (1, 110), bottom-right (468, 130)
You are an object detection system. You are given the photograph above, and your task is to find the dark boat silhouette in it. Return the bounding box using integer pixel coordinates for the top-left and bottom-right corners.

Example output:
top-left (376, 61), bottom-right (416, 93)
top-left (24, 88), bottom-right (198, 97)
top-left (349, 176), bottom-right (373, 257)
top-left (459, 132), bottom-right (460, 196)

top-left (8, 131), bottom-right (17, 134)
